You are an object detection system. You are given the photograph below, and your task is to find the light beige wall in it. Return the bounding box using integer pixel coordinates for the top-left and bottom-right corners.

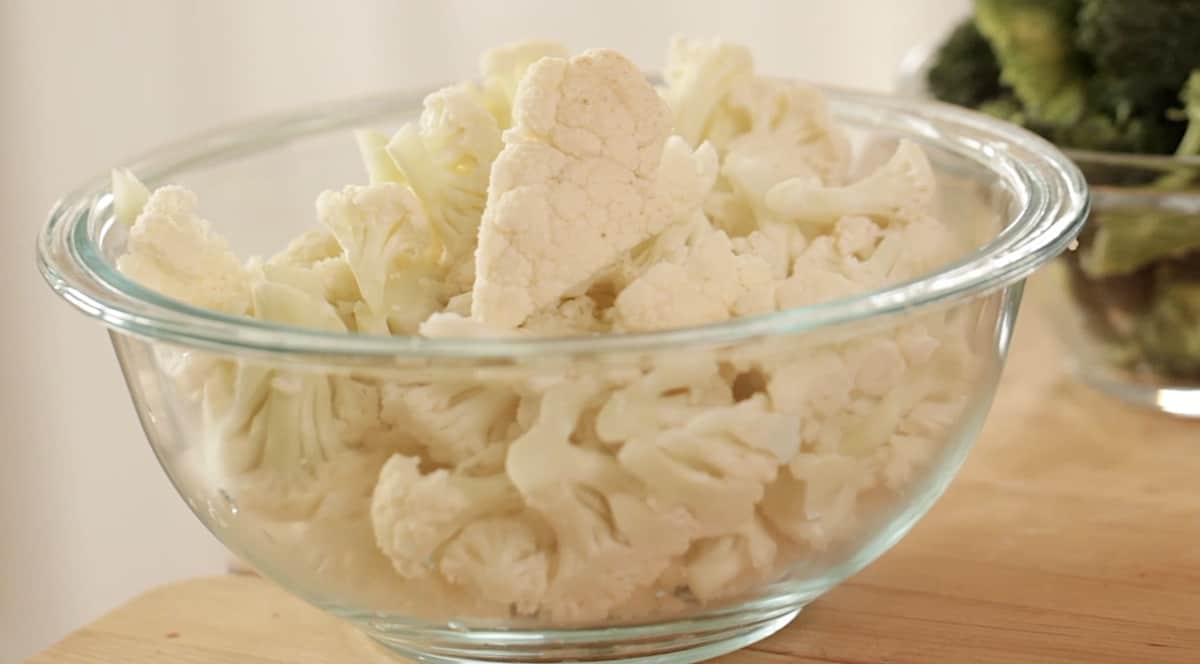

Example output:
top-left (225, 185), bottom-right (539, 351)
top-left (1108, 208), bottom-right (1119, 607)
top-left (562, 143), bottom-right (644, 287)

top-left (0, 0), bottom-right (967, 659)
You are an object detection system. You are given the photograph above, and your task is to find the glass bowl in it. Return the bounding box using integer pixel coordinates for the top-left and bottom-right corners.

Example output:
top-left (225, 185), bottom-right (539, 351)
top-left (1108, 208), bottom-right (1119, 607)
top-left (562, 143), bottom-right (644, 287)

top-left (898, 40), bottom-right (1200, 418)
top-left (36, 84), bottom-right (1086, 663)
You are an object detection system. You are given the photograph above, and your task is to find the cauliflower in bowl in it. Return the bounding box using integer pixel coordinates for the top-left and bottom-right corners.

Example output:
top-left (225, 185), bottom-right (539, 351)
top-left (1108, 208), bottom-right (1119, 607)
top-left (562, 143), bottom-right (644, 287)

top-left (114, 38), bottom-right (987, 625)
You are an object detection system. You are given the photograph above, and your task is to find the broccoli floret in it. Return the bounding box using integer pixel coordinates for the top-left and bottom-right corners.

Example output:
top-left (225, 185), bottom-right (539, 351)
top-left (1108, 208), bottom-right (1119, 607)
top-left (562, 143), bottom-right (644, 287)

top-left (1173, 71), bottom-right (1200, 158)
top-left (927, 19), bottom-right (1003, 108)
top-left (1135, 261), bottom-right (1200, 377)
top-left (1077, 0), bottom-right (1200, 110)
top-left (974, 0), bottom-right (1088, 127)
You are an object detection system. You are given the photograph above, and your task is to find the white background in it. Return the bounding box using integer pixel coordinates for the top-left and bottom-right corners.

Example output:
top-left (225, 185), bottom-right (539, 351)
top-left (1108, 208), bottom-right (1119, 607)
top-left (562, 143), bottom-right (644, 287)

top-left (0, 1), bottom-right (966, 659)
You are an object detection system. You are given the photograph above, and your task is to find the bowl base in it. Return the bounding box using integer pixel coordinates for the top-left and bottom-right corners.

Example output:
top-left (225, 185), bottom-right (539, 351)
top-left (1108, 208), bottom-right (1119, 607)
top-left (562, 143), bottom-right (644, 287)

top-left (1071, 361), bottom-right (1200, 419)
top-left (357, 604), bottom-right (802, 664)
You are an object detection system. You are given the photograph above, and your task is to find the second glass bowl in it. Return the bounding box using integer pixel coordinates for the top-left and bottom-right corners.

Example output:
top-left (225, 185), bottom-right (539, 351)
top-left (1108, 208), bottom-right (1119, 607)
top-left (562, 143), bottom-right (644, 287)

top-left (899, 43), bottom-right (1200, 418)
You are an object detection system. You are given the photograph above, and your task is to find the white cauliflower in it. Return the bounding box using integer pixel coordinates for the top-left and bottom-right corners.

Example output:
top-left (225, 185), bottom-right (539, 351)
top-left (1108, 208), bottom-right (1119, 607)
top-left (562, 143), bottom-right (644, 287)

top-left (766, 140), bottom-right (935, 227)
top-left (683, 515), bottom-right (778, 601)
top-left (721, 79), bottom-right (852, 188)
top-left (437, 514), bottom-right (550, 615)
top-left (202, 279), bottom-right (392, 521)
top-left (262, 229), bottom-right (363, 328)
top-left (476, 40), bottom-right (571, 129)
top-left (117, 186), bottom-right (250, 316)
top-left (371, 454), bottom-right (524, 579)
top-left (662, 38), bottom-right (850, 234)
top-left (380, 382), bottom-right (519, 466)
top-left (355, 129), bottom-right (406, 185)
top-left (472, 48), bottom-right (715, 328)
top-left (760, 455), bottom-right (876, 549)
top-left (594, 353), bottom-right (732, 442)
top-left (618, 396), bottom-right (799, 538)
top-left (317, 183), bottom-right (444, 334)
top-left (111, 168), bottom-right (151, 227)
top-left (385, 86), bottom-right (503, 281)
top-left (506, 379), bottom-right (698, 622)
top-left (662, 36), bottom-right (754, 148)
top-left (114, 37), bottom-right (987, 627)
top-left (613, 227), bottom-right (775, 331)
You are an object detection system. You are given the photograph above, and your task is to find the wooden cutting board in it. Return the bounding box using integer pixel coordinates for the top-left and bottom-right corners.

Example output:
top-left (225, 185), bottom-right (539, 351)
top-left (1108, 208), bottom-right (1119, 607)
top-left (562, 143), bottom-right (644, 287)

top-left (27, 289), bottom-right (1200, 664)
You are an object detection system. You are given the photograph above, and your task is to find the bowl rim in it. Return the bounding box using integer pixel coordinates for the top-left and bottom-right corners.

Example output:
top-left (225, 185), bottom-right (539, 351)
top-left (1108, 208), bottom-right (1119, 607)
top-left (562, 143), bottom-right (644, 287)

top-left (36, 84), bottom-right (1089, 360)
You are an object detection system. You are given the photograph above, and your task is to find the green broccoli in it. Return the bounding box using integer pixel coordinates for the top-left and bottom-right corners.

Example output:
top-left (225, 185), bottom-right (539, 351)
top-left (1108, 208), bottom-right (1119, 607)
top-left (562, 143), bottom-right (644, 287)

top-left (1078, 74), bottom-right (1200, 278)
top-left (973, 0), bottom-right (1088, 127)
top-left (1077, 0), bottom-right (1200, 111)
top-left (1135, 262), bottom-right (1200, 377)
top-left (926, 19), bottom-right (1004, 108)
top-left (1173, 71), bottom-right (1200, 159)
top-left (925, 4), bottom-right (1200, 381)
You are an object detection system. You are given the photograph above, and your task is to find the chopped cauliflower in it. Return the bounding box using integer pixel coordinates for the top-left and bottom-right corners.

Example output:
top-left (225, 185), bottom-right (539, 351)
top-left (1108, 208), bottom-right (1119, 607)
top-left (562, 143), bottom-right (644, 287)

top-left (662, 37), bottom-right (754, 149)
top-left (471, 48), bottom-right (714, 328)
top-left (371, 454), bottom-right (523, 579)
top-left (614, 226), bottom-right (775, 331)
top-left (619, 396), bottom-right (799, 538)
top-left (476, 40), bottom-right (570, 129)
top-left (201, 279), bottom-right (394, 521)
top-left (111, 168), bottom-right (151, 227)
top-left (380, 382), bottom-right (519, 466)
top-left (317, 183), bottom-right (444, 334)
top-left (766, 140), bottom-right (935, 226)
top-left (385, 86), bottom-right (503, 278)
top-left (113, 37), bottom-right (986, 628)
top-left (506, 379), bottom-right (699, 622)
top-left (117, 186), bottom-right (250, 315)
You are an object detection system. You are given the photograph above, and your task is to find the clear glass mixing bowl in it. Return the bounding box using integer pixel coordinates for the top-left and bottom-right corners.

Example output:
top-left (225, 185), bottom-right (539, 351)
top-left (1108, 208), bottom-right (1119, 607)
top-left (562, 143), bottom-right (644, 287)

top-left (37, 85), bottom-right (1086, 664)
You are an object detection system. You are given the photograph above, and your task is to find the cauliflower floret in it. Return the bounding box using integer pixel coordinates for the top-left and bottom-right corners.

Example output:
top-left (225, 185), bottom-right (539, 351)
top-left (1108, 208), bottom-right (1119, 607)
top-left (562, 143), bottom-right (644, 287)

top-left (117, 186), bottom-right (250, 315)
top-left (506, 379), bottom-right (698, 622)
top-left (760, 455), bottom-right (876, 549)
top-left (766, 140), bottom-right (935, 227)
top-left (355, 129), bottom-right (407, 185)
top-left (385, 86), bottom-right (503, 283)
top-left (683, 515), bottom-right (778, 601)
top-left (618, 395), bottom-right (799, 538)
top-left (380, 382), bottom-right (519, 466)
top-left (833, 215), bottom-right (883, 260)
top-left (522, 296), bottom-right (606, 336)
top-left (437, 514), bottom-right (550, 615)
top-left (731, 222), bottom-right (803, 280)
top-left (472, 48), bottom-right (714, 329)
top-left (609, 209), bottom-right (715, 290)
top-left (722, 79), bottom-right (852, 187)
top-left (371, 454), bottom-right (524, 579)
top-left (201, 280), bottom-right (392, 521)
top-left (317, 183), bottom-right (443, 334)
top-left (613, 228), bottom-right (774, 332)
top-left (262, 229), bottom-right (363, 328)
top-left (111, 168), bottom-right (151, 227)
top-left (594, 353), bottom-right (732, 442)
top-left (662, 36), bottom-right (754, 148)
top-left (662, 38), bottom-right (850, 233)
top-left (476, 40), bottom-right (571, 129)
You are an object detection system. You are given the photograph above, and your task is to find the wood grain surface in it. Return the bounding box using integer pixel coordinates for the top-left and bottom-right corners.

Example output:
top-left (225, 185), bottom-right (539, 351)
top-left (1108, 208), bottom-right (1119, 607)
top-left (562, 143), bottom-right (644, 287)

top-left (27, 296), bottom-right (1200, 664)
